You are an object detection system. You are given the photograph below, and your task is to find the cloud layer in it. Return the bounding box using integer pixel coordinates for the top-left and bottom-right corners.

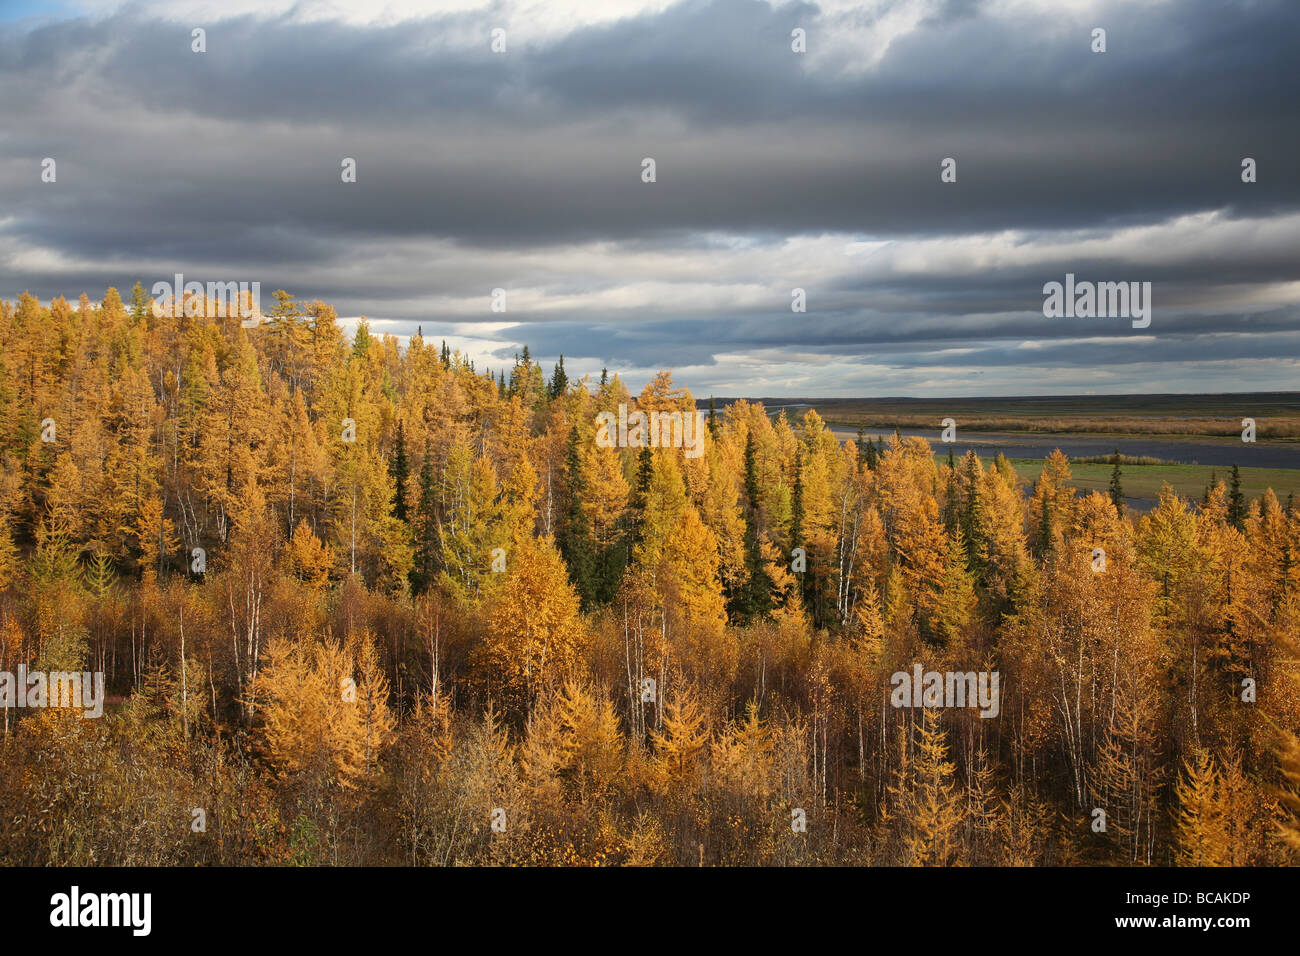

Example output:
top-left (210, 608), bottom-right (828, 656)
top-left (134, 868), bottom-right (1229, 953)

top-left (2, 0), bottom-right (1297, 395)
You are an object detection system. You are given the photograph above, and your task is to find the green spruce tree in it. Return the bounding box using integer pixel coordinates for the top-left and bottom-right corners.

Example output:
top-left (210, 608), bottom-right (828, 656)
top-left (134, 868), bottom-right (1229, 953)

top-left (1108, 449), bottom-right (1124, 512)
top-left (390, 420), bottom-right (409, 523)
top-left (1228, 464), bottom-right (1245, 529)
top-left (557, 426), bottom-right (596, 607)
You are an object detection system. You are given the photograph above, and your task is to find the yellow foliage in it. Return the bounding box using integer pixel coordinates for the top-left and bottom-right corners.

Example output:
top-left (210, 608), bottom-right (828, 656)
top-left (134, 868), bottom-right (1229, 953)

top-left (253, 632), bottom-right (396, 790)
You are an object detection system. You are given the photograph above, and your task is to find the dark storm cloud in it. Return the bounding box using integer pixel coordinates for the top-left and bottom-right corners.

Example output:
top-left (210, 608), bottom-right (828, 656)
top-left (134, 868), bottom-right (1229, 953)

top-left (0, 0), bottom-right (1296, 395)
top-left (505, 302), bottom-right (1299, 373)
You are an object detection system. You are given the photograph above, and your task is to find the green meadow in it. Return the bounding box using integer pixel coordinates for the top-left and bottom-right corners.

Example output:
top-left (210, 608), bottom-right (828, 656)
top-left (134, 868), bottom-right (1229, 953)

top-left (1004, 458), bottom-right (1300, 505)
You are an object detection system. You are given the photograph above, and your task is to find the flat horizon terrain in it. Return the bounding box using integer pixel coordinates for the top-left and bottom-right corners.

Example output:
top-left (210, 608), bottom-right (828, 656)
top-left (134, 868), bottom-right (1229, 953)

top-left (706, 392), bottom-right (1300, 508)
top-left (709, 392), bottom-right (1300, 440)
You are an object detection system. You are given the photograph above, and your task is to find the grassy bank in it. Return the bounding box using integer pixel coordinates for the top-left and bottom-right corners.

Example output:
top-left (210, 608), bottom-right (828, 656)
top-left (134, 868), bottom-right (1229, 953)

top-left (1003, 458), bottom-right (1300, 505)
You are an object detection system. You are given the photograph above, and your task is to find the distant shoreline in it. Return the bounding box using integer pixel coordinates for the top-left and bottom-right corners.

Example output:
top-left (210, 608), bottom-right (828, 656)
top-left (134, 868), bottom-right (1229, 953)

top-left (699, 393), bottom-right (1300, 441)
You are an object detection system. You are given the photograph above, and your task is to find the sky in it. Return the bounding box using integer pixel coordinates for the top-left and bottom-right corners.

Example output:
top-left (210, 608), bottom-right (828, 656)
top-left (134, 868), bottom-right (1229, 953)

top-left (1, 0), bottom-right (1297, 397)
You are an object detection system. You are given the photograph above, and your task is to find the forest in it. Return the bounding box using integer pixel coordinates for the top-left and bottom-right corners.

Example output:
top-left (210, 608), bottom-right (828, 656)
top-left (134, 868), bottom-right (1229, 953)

top-left (0, 285), bottom-right (1297, 867)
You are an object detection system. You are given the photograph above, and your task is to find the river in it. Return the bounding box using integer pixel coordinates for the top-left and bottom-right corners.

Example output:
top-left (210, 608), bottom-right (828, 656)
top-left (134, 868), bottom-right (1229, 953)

top-left (827, 427), bottom-right (1300, 470)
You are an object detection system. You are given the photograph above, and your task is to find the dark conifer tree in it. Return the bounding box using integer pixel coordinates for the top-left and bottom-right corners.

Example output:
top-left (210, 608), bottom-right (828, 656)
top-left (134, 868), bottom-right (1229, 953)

top-left (1228, 464), bottom-right (1246, 528)
top-left (549, 355), bottom-right (568, 399)
top-left (629, 446), bottom-right (655, 548)
top-left (390, 420), bottom-right (409, 523)
top-left (1108, 449), bottom-right (1124, 512)
top-left (942, 462), bottom-right (960, 535)
top-left (1036, 494), bottom-right (1054, 556)
top-left (737, 430), bottom-right (773, 620)
top-left (557, 425), bottom-right (595, 607)
top-left (413, 441), bottom-right (438, 592)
